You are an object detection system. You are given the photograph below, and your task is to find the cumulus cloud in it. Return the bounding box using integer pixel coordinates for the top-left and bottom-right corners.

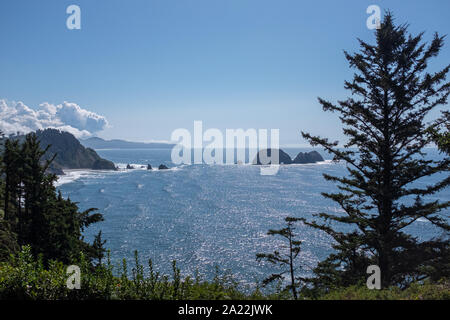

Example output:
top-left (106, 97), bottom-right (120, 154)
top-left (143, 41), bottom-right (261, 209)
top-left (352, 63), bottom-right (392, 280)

top-left (0, 99), bottom-right (109, 139)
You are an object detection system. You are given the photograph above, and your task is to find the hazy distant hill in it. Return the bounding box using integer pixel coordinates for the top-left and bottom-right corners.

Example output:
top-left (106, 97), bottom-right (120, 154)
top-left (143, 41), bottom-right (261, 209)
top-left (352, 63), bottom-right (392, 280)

top-left (81, 137), bottom-right (174, 149)
top-left (35, 129), bottom-right (116, 174)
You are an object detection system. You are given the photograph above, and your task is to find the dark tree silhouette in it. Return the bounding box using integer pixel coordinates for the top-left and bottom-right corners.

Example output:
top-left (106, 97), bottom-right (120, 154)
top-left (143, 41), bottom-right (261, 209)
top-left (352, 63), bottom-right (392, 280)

top-left (0, 132), bottom-right (105, 265)
top-left (257, 217), bottom-right (304, 299)
top-left (301, 13), bottom-right (450, 289)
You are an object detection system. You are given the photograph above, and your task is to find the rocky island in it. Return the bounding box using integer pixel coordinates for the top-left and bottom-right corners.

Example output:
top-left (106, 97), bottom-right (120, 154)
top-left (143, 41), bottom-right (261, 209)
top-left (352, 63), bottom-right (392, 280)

top-left (292, 151), bottom-right (324, 164)
top-left (253, 148), bottom-right (324, 165)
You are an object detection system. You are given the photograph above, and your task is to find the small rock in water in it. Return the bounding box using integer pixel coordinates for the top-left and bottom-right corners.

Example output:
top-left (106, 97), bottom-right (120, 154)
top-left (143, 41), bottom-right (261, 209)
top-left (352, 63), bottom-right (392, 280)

top-left (147, 164), bottom-right (152, 170)
top-left (126, 164), bottom-right (134, 169)
top-left (158, 164), bottom-right (169, 170)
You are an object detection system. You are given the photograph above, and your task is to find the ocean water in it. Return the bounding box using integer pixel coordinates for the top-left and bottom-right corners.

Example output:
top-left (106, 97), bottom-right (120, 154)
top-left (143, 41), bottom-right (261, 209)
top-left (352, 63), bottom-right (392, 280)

top-left (56, 148), bottom-right (448, 287)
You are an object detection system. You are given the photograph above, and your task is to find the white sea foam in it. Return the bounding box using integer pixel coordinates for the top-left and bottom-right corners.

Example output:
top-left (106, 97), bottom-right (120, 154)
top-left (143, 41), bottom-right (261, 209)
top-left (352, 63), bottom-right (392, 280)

top-left (54, 170), bottom-right (92, 186)
top-left (290, 159), bottom-right (334, 166)
top-left (116, 163), bottom-right (181, 172)
top-left (54, 168), bottom-right (119, 187)
top-left (116, 163), bottom-right (149, 170)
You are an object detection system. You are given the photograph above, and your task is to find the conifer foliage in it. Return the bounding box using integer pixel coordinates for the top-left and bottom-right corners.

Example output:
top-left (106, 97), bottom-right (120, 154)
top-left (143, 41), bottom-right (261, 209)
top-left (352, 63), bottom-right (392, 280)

top-left (256, 217), bottom-right (304, 299)
top-left (0, 131), bottom-right (105, 265)
top-left (301, 13), bottom-right (450, 289)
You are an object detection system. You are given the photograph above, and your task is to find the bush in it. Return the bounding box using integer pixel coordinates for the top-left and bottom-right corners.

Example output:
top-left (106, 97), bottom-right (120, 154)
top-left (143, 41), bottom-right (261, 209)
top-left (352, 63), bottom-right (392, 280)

top-left (1, 246), bottom-right (447, 300)
top-left (0, 247), bottom-right (273, 300)
top-left (321, 279), bottom-right (450, 300)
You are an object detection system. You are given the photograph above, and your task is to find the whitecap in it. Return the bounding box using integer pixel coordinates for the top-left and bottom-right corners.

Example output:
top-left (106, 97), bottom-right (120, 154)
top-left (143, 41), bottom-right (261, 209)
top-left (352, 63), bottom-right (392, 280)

top-left (116, 163), bottom-right (149, 170)
top-left (54, 170), bottom-right (89, 186)
top-left (54, 168), bottom-right (120, 187)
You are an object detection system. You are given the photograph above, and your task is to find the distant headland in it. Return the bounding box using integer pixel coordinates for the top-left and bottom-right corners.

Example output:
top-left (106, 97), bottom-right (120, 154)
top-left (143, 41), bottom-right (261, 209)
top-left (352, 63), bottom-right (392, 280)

top-left (81, 137), bottom-right (175, 149)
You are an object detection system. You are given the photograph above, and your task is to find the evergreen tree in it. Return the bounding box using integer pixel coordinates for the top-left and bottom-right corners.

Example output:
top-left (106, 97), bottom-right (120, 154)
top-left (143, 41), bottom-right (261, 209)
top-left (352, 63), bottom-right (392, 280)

top-left (428, 111), bottom-right (450, 154)
top-left (2, 137), bottom-right (21, 224)
top-left (300, 13), bottom-right (450, 289)
top-left (257, 217), bottom-right (304, 299)
top-left (0, 132), bottom-right (105, 265)
top-left (92, 231), bottom-right (107, 266)
top-left (0, 131), bottom-right (20, 261)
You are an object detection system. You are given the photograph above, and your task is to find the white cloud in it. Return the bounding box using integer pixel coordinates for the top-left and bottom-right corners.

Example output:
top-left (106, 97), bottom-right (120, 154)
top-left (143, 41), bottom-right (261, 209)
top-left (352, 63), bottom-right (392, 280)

top-left (0, 99), bottom-right (109, 139)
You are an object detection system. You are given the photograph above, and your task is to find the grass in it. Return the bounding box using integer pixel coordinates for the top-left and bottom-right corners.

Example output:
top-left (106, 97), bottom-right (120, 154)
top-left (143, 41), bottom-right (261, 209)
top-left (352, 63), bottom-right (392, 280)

top-left (0, 246), bottom-right (448, 300)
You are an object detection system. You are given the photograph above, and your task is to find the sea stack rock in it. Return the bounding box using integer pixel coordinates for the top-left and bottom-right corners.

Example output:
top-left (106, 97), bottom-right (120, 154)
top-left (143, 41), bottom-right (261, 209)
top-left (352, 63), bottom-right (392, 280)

top-left (158, 164), bottom-right (169, 170)
top-left (147, 164), bottom-right (152, 170)
top-left (292, 151), bottom-right (324, 164)
top-left (126, 164), bottom-right (134, 169)
top-left (253, 149), bottom-right (293, 165)
top-left (92, 159), bottom-right (117, 170)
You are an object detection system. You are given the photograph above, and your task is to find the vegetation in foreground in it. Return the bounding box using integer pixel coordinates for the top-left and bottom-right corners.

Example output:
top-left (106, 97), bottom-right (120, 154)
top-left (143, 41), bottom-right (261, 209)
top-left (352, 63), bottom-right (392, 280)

top-left (0, 12), bottom-right (449, 300)
top-left (0, 246), bottom-right (448, 300)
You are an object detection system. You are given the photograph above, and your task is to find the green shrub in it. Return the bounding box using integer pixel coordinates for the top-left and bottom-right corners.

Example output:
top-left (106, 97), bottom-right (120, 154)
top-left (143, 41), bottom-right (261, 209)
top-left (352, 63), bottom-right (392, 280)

top-left (321, 279), bottom-right (450, 300)
top-left (1, 246), bottom-right (447, 300)
top-left (0, 246), bottom-right (275, 300)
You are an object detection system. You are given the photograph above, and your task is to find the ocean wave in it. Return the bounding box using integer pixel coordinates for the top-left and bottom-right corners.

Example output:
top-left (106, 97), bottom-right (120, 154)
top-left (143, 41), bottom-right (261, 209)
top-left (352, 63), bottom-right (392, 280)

top-left (116, 163), bottom-right (149, 170)
top-left (290, 160), bottom-right (334, 166)
top-left (54, 170), bottom-right (90, 186)
top-left (116, 163), bottom-right (180, 172)
top-left (54, 169), bottom-right (118, 187)
top-left (55, 163), bottom-right (183, 187)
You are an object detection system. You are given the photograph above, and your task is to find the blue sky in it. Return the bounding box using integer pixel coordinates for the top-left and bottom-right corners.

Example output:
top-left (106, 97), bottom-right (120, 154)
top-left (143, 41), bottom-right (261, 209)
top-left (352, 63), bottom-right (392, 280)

top-left (1, 0), bottom-right (449, 145)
